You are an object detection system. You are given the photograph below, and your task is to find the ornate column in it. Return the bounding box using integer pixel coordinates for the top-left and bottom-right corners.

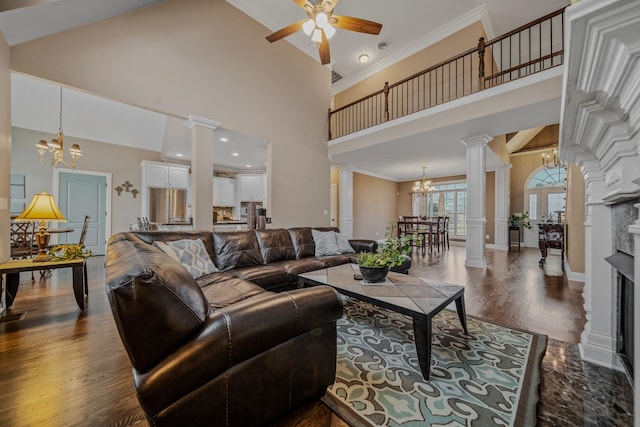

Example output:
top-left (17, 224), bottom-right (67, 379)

top-left (186, 115), bottom-right (220, 231)
top-left (579, 167), bottom-right (615, 368)
top-left (631, 202), bottom-right (640, 423)
top-left (338, 165), bottom-right (354, 238)
top-left (494, 164), bottom-right (511, 251)
top-left (462, 135), bottom-right (491, 268)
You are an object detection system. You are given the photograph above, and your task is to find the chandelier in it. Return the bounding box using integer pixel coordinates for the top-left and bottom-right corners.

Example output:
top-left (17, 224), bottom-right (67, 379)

top-left (541, 144), bottom-right (566, 169)
top-left (36, 87), bottom-right (82, 169)
top-left (412, 166), bottom-right (435, 196)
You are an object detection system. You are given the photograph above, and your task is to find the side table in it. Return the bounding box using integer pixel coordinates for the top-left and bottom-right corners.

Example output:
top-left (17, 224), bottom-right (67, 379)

top-left (0, 258), bottom-right (88, 311)
top-left (508, 225), bottom-right (521, 250)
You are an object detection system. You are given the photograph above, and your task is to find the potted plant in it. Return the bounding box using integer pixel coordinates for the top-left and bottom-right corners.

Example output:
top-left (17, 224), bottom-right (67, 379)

top-left (356, 222), bottom-right (421, 283)
top-left (509, 211), bottom-right (532, 229)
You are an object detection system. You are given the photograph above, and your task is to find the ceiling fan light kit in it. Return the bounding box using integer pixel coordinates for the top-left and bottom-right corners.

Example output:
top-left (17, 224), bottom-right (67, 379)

top-left (266, 0), bottom-right (382, 65)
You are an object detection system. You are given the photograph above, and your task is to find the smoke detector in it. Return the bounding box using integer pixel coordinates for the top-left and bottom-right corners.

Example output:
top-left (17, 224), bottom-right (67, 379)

top-left (377, 42), bottom-right (388, 50)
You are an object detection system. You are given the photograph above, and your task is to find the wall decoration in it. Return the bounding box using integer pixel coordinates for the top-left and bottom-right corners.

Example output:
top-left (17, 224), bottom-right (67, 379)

top-left (131, 189), bottom-right (139, 198)
top-left (115, 186), bottom-right (124, 196)
top-left (115, 181), bottom-right (138, 197)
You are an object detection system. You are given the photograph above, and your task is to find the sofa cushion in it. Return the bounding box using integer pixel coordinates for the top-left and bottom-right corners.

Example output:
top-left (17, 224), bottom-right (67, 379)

top-left (198, 274), bottom-right (268, 309)
top-left (270, 259), bottom-right (326, 277)
top-left (288, 227), bottom-right (315, 260)
top-left (316, 254), bottom-right (353, 268)
top-left (311, 229), bottom-right (341, 256)
top-left (130, 231), bottom-right (216, 264)
top-left (335, 232), bottom-right (356, 254)
top-left (254, 229), bottom-right (296, 264)
top-left (213, 230), bottom-right (263, 271)
top-left (154, 239), bottom-right (218, 279)
top-left (226, 265), bottom-right (291, 291)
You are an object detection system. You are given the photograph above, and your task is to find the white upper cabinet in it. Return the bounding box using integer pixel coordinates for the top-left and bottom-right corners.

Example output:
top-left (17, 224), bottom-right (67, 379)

top-left (213, 177), bottom-right (235, 206)
top-left (238, 175), bottom-right (263, 202)
top-left (142, 161), bottom-right (189, 189)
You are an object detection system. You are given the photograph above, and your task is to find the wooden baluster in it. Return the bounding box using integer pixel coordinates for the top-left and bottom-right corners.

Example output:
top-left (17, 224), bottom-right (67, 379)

top-left (477, 37), bottom-right (486, 90)
top-left (327, 108), bottom-right (332, 140)
top-left (383, 81), bottom-right (389, 122)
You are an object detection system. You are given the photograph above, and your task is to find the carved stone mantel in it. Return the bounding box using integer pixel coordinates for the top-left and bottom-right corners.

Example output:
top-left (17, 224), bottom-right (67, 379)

top-left (560, 0), bottom-right (640, 420)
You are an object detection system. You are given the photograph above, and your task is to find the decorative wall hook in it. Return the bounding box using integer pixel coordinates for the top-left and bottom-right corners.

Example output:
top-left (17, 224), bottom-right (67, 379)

top-left (115, 186), bottom-right (124, 196)
top-left (131, 189), bottom-right (139, 198)
top-left (123, 181), bottom-right (134, 192)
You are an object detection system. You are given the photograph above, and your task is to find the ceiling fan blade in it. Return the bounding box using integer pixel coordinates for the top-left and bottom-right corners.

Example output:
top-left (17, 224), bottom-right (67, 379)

top-left (321, 0), bottom-right (340, 13)
top-left (332, 15), bottom-right (382, 35)
top-left (319, 32), bottom-right (331, 65)
top-left (293, 0), bottom-right (314, 13)
top-left (265, 20), bottom-right (305, 43)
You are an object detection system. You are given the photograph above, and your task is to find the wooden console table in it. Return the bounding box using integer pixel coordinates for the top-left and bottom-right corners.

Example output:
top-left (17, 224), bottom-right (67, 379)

top-left (0, 258), bottom-right (88, 311)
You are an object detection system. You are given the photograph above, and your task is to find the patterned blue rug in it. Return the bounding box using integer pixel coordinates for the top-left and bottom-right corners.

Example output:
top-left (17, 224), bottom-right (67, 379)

top-left (323, 299), bottom-right (547, 426)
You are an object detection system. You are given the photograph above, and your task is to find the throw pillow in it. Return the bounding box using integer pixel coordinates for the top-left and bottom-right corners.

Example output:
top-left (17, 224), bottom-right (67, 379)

top-left (311, 229), bottom-right (341, 256)
top-left (335, 232), bottom-right (355, 254)
top-left (154, 239), bottom-right (218, 279)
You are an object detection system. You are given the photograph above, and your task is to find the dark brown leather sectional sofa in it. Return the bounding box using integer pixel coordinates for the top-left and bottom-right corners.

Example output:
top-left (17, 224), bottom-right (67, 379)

top-left (105, 227), bottom-right (389, 426)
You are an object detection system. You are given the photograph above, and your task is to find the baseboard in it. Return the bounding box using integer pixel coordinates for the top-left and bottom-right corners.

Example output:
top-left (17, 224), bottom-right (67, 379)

top-left (564, 259), bottom-right (585, 282)
top-left (579, 329), bottom-right (618, 370)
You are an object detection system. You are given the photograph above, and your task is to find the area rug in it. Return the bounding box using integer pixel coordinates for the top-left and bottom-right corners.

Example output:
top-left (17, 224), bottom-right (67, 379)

top-left (323, 299), bottom-right (547, 427)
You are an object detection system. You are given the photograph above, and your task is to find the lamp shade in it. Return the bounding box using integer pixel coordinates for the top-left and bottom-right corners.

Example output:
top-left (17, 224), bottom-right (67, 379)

top-left (15, 192), bottom-right (67, 222)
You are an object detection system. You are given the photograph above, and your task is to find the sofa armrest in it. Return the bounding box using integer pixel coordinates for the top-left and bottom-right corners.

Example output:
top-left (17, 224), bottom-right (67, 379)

top-left (134, 285), bottom-right (342, 415)
top-left (349, 239), bottom-right (377, 253)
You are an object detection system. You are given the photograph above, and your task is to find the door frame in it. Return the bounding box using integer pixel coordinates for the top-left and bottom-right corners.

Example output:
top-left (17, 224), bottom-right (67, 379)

top-left (53, 168), bottom-right (112, 250)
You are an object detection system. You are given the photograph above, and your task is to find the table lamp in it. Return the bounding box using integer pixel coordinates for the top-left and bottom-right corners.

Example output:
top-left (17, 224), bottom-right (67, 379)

top-left (15, 191), bottom-right (67, 262)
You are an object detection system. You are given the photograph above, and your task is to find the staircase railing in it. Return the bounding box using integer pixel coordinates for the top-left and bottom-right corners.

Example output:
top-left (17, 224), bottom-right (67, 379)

top-left (328, 7), bottom-right (565, 140)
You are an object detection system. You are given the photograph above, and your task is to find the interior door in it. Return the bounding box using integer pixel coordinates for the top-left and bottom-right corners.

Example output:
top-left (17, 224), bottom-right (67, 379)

top-left (330, 184), bottom-right (338, 228)
top-left (58, 172), bottom-right (107, 255)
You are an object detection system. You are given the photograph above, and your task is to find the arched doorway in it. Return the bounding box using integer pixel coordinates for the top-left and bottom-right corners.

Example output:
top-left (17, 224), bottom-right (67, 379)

top-left (523, 166), bottom-right (566, 247)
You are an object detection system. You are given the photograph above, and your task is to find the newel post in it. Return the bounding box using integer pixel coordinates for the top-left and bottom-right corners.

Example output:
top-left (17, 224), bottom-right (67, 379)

top-left (477, 37), bottom-right (486, 90)
top-left (383, 81), bottom-right (390, 122)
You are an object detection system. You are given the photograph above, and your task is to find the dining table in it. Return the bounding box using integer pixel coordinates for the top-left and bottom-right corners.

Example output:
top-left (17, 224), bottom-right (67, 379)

top-left (397, 219), bottom-right (439, 253)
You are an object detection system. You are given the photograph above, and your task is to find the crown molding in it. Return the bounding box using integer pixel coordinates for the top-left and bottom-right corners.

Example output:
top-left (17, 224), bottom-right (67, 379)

top-left (331, 4), bottom-right (494, 95)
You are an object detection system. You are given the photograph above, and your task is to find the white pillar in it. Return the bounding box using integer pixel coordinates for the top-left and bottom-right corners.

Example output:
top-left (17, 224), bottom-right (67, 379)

top-left (494, 164), bottom-right (511, 251)
top-left (462, 135), bottom-right (491, 268)
top-left (338, 165), bottom-right (354, 238)
top-left (579, 174), bottom-right (616, 368)
top-left (186, 115), bottom-right (220, 231)
top-left (630, 202), bottom-right (640, 426)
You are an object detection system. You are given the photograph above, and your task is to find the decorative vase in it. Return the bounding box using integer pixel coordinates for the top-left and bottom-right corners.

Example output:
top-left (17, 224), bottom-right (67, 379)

top-left (358, 265), bottom-right (390, 283)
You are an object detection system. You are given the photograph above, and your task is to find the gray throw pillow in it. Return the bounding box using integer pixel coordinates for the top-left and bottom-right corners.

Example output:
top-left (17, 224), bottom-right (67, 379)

top-left (335, 232), bottom-right (355, 254)
top-left (154, 239), bottom-right (218, 279)
top-left (311, 229), bottom-right (342, 256)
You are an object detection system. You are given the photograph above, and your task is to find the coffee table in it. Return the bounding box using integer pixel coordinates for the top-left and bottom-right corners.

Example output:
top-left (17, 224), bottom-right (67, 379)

top-left (298, 263), bottom-right (467, 381)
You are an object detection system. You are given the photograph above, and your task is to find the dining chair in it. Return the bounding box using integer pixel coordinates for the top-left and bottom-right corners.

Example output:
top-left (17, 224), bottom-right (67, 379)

top-left (10, 220), bottom-right (36, 280)
top-left (430, 217), bottom-right (443, 252)
top-left (78, 215), bottom-right (90, 247)
top-left (441, 216), bottom-right (450, 249)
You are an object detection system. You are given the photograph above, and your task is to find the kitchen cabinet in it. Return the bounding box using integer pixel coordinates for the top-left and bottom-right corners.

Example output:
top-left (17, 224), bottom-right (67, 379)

top-left (238, 175), bottom-right (263, 202)
top-left (213, 177), bottom-right (235, 206)
top-left (142, 161), bottom-right (189, 189)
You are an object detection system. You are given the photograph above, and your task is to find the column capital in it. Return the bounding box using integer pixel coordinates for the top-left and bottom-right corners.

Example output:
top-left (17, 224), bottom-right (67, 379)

top-left (185, 115), bottom-right (221, 130)
top-left (461, 134), bottom-right (492, 147)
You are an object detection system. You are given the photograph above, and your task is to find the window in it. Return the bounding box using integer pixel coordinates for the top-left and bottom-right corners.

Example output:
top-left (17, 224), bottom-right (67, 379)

top-left (413, 181), bottom-right (467, 238)
top-left (529, 194), bottom-right (538, 220)
top-left (528, 167), bottom-right (565, 188)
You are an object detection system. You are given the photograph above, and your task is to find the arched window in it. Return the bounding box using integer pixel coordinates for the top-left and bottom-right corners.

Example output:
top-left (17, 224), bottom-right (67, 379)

top-left (525, 166), bottom-right (565, 224)
top-left (528, 167), bottom-right (566, 189)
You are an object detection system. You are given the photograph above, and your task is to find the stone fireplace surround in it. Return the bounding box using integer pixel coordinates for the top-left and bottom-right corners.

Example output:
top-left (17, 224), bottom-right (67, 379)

top-left (560, 0), bottom-right (640, 421)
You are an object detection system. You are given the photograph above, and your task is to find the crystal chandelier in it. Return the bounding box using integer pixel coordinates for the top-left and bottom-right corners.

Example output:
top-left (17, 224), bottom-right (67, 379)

top-left (541, 144), bottom-right (566, 169)
top-left (412, 166), bottom-right (435, 196)
top-left (36, 87), bottom-right (82, 169)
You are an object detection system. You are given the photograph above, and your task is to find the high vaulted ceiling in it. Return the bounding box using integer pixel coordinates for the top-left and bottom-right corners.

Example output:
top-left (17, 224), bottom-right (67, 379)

top-left (2, 0), bottom-right (569, 180)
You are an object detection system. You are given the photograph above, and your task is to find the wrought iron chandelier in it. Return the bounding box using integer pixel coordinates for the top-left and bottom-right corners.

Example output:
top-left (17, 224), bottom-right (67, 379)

top-left (412, 166), bottom-right (435, 196)
top-left (36, 87), bottom-right (82, 169)
top-left (541, 144), bottom-right (566, 169)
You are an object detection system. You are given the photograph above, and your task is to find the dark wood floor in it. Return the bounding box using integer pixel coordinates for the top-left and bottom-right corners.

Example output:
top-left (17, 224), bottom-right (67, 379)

top-left (0, 245), bottom-right (588, 426)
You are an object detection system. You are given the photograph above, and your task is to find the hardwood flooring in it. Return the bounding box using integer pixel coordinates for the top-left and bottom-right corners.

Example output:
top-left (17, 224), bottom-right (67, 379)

top-left (0, 245), bottom-right (627, 426)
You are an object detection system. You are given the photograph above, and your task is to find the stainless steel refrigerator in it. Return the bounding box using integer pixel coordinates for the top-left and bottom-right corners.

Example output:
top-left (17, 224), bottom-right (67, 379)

top-left (148, 188), bottom-right (188, 224)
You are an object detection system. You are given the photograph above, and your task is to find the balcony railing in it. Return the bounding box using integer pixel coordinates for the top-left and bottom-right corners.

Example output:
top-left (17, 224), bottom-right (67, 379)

top-left (328, 8), bottom-right (565, 140)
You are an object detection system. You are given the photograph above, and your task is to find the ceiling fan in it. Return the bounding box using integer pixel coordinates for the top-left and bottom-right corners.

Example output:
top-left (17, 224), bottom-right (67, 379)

top-left (265, 0), bottom-right (382, 65)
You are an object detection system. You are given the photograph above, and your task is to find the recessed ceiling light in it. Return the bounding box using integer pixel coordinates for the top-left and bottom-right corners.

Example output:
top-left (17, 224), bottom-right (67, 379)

top-left (175, 153), bottom-right (184, 157)
top-left (245, 164), bottom-right (252, 168)
top-left (359, 54), bottom-right (369, 64)
top-left (220, 137), bottom-right (229, 142)
top-left (232, 152), bottom-right (239, 157)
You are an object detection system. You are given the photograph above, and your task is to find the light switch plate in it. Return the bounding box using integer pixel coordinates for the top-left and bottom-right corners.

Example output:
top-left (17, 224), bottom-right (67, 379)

top-left (0, 197), bottom-right (7, 210)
